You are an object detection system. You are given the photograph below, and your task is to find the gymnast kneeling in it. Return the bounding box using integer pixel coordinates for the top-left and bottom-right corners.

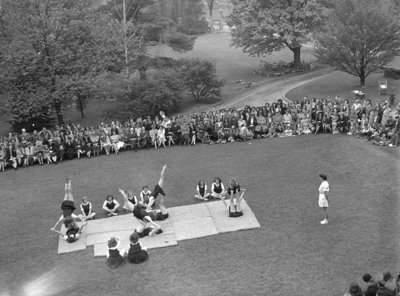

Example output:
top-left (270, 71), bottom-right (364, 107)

top-left (222, 177), bottom-right (246, 218)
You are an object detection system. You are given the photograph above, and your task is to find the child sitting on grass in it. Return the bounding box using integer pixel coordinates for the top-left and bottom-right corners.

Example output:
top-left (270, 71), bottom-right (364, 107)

top-left (106, 236), bottom-right (126, 269)
top-left (127, 232), bottom-right (149, 264)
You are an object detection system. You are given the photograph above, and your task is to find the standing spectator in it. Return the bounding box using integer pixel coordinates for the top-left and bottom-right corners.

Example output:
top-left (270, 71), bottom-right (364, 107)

top-left (318, 174), bottom-right (330, 225)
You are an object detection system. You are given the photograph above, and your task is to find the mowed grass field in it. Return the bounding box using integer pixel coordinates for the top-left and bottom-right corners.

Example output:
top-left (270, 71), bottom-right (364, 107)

top-left (0, 135), bottom-right (398, 296)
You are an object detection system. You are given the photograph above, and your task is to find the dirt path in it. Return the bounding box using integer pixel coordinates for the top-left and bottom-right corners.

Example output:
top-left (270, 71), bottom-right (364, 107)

top-left (217, 68), bottom-right (338, 109)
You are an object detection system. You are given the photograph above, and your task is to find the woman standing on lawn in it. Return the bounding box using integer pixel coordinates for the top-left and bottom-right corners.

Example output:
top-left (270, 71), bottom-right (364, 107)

top-left (318, 174), bottom-right (330, 225)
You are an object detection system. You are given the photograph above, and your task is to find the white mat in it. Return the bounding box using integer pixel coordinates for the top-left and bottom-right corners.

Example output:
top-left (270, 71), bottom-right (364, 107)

top-left (206, 199), bottom-right (261, 233)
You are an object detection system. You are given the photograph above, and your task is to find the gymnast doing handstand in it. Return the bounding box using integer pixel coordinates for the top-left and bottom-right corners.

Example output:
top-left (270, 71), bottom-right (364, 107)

top-left (119, 164), bottom-right (169, 237)
top-left (222, 177), bottom-right (246, 218)
top-left (51, 177), bottom-right (85, 243)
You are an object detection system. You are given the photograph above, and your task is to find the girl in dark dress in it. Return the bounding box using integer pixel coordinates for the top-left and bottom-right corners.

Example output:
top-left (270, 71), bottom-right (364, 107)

top-left (127, 232), bottom-right (149, 264)
top-left (195, 179), bottom-right (210, 201)
top-left (51, 177), bottom-right (85, 242)
top-left (106, 237), bottom-right (126, 269)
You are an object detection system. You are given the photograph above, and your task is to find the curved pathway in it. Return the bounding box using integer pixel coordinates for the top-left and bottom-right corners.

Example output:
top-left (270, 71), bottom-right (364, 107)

top-left (217, 68), bottom-right (339, 109)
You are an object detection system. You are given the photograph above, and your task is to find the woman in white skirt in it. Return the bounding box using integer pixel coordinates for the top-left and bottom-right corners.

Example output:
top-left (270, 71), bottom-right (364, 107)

top-left (318, 174), bottom-right (330, 224)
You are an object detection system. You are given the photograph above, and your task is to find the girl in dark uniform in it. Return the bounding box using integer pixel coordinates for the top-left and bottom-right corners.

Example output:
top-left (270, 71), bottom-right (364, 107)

top-left (119, 188), bottom-right (138, 212)
top-left (210, 177), bottom-right (227, 199)
top-left (102, 195), bottom-right (120, 216)
top-left (106, 237), bottom-right (126, 269)
top-left (195, 179), bottom-right (210, 201)
top-left (222, 178), bottom-right (246, 217)
top-left (140, 186), bottom-right (152, 206)
top-left (51, 177), bottom-right (85, 242)
top-left (80, 196), bottom-right (96, 220)
top-left (51, 216), bottom-right (85, 243)
top-left (127, 232), bottom-right (149, 264)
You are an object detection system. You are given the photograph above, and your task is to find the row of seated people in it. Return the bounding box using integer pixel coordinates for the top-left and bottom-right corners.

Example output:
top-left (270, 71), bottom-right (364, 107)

top-left (0, 98), bottom-right (399, 172)
top-left (344, 272), bottom-right (400, 296)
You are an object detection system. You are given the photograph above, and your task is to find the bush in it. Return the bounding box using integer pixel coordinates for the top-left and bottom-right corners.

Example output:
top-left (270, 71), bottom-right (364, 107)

top-left (104, 69), bottom-right (184, 121)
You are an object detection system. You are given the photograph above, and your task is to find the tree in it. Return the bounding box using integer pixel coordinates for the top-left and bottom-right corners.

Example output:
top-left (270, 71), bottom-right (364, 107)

top-left (314, 0), bottom-right (400, 86)
top-left (227, 0), bottom-right (323, 69)
top-left (104, 68), bottom-right (185, 120)
top-left (180, 58), bottom-right (224, 101)
top-left (0, 0), bottom-right (105, 127)
top-left (206, 0), bottom-right (215, 17)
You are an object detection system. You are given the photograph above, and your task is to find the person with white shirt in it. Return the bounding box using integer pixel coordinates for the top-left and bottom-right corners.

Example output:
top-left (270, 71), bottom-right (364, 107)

top-left (318, 174), bottom-right (330, 224)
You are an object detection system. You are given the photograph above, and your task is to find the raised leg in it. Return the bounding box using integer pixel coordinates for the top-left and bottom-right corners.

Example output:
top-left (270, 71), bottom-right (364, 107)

top-left (63, 177), bottom-right (74, 201)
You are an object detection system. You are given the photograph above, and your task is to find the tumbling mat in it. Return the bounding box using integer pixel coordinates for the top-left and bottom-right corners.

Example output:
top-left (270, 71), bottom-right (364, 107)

top-left (86, 214), bottom-right (137, 234)
top-left (168, 203), bottom-right (211, 223)
top-left (57, 223), bottom-right (87, 254)
top-left (93, 220), bottom-right (177, 257)
top-left (169, 203), bottom-right (218, 241)
top-left (206, 199), bottom-right (261, 233)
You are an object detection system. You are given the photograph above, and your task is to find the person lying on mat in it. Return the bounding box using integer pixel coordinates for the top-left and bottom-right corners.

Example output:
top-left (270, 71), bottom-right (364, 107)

top-left (119, 188), bottom-right (138, 212)
top-left (102, 194), bottom-right (120, 217)
top-left (127, 232), bottom-right (149, 264)
top-left (51, 216), bottom-right (85, 243)
top-left (210, 177), bottom-right (227, 200)
top-left (146, 164), bottom-right (168, 210)
top-left (80, 196), bottom-right (96, 221)
top-left (222, 178), bottom-right (246, 217)
top-left (132, 196), bottom-right (169, 237)
top-left (194, 179), bottom-right (210, 201)
top-left (106, 236), bottom-right (126, 269)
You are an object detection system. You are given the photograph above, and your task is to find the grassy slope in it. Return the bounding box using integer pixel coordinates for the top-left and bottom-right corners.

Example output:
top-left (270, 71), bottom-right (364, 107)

top-left (1, 135), bottom-right (398, 296)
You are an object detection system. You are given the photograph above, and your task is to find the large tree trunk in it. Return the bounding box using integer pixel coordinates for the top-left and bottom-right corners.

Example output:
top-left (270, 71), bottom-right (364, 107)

top-left (138, 66), bottom-right (147, 80)
top-left (292, 47), bottom-right (301, 69)
top-left (54, 99), bottom-right (64, 125)
top-left (359, 67), bottom-right (366, 87)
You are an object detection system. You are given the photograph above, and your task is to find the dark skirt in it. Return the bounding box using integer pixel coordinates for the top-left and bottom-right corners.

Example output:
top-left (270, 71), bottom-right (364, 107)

top-left (61, 200), bottom-right (76, 217)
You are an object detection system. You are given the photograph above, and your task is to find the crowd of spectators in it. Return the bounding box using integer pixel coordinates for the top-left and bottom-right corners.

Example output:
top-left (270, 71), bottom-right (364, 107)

top-left (0, 96), bottom-right (399, 172)
top-left (344, 272), bottom-right (400, 296)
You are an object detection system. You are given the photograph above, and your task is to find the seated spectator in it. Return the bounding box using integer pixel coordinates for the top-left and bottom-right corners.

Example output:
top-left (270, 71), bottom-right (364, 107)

top-left (80, 196), bottom-right (96, 221)
top-left (362, 273), bottom-right (379, 296)
top-left (210, 177), bottom-right (227, 199)
top-left (119, 188), bottom-right (138, 212)
top-left (194, 179), bottom-right (210, 201)
top-left (100, 133), bottom-right (112, 156)
top-left (140, 186), bottom-right (152, 206)
top-left (106, 236), bottom-right (126, 269)
top-left (103, 195), bottom-right (120, 217)
top-left (157, 126), bottom-right (167, 148)
top-left (127, 232), bottom-right (149, 264)
top-left (343, 282), bottom-right (363, 296)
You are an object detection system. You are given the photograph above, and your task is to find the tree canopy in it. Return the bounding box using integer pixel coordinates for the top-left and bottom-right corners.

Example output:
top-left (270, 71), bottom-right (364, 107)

top-left (314, 0), bottom-right (400, 86)
top-left (227, 0), bottom-right (323, 68)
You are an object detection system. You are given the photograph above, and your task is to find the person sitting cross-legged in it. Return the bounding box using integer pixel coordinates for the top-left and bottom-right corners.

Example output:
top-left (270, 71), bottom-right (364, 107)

top-left (103, 195), bottom-right (120, 217)
top-left (80, 196), bottom-right (96, 221)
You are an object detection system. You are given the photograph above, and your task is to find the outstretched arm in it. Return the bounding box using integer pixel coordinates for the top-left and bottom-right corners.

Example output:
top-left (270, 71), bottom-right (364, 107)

top-left (51, 215), bottom-right (64, 230)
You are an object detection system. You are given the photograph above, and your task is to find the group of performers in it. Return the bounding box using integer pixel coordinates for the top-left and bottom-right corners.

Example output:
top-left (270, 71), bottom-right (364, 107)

top-left (51, 164), bottom-right (248, 268)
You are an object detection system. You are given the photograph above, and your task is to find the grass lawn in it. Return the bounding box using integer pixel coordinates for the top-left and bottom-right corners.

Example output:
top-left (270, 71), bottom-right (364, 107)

top-left (286, 57), bottom-right (400, 104)
top-left (1, 135), bottom-right (398, 296)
